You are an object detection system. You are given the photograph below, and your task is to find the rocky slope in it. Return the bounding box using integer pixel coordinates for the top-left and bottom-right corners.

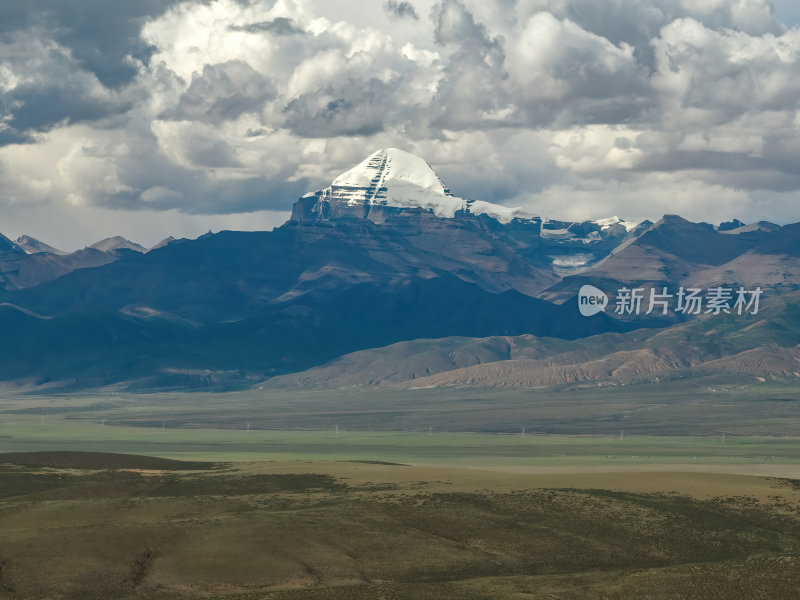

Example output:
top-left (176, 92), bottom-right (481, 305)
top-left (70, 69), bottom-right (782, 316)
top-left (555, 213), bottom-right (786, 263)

top-left (265, 291), bottom-right (800, 390)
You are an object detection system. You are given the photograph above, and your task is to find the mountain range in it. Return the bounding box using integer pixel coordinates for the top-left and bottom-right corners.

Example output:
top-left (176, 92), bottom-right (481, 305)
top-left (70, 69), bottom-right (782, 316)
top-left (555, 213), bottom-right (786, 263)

top-left (0, 233), bottom-right (176, 292)
top-left (0, 147), bottom-right (798, 391)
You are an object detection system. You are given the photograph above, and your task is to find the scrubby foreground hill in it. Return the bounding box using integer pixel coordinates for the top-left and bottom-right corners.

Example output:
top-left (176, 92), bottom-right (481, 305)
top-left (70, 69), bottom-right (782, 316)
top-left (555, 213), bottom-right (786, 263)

top-left (0, 454), bottom-right (798, 599)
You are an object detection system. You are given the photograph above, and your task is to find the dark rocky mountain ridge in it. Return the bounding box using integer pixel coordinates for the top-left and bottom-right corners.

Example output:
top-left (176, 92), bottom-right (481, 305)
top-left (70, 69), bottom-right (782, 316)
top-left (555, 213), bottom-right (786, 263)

top-left (0, 149), bottom-right (797, 390)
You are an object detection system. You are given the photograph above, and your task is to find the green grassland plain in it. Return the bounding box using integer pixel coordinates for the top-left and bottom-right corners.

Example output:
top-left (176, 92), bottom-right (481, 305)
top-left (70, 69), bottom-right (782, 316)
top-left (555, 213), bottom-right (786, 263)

top-left (0, 381), bottom-right (798, 598)
top-left (0, 380), bottom-right (798, 465)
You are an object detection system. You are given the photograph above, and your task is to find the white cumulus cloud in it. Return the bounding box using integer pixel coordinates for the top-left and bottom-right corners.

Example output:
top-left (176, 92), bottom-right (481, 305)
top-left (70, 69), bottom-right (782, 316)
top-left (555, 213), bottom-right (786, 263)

top-left (1, 0), bottom-right (800, 249)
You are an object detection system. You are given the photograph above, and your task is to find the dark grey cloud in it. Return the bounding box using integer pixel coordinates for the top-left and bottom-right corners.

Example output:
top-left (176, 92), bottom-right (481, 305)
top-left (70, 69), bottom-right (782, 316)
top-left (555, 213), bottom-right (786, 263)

top-left (385, 1), bottom-right (419, 20)
top-left (0, 128), bottom-right (33, 147)
top-left (283, 77), bottom-right (401, 137)
top-left (68, 124), bottom-right (308, 214)
top-left (245, 127), bottom-right (268, 138)
top-left (184, 137), bottom-right (242, 169)
top-left (549, 0), bottom-right (667, 69)
top-left (2, 79), bottom-right (132, 133)
top-left (0, 35), bottom-right (138, 145)
top-left (103, 172), bottom-right (308, 214)
top-left (631, 136), bottom-right (800, 193)
top-left (228, 17), bottom-right (304, 35)
top-left (507, 14), bottom-right (650, 128)
top-left (0, 0), bottom-right (178, 147)
top-left (160, 61), bottom-right (277, 125)
top-left (0, 0), bottom-right (179, 89)
top-left (529, 0), bottom-right (783, 71)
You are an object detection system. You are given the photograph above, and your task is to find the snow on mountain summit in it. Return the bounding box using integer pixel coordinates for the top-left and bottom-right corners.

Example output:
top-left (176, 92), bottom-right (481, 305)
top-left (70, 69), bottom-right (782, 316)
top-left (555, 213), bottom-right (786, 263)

top-left (303, 147), bottom-right (532, 221)
top-left (16, 235), bottom-right (66, 255)
top-left (308, 148), bottom-right (464, 218)
top-left (332, 148), bottom-right (452, 200)
top-left (295, 148), bottom-right (639, 230)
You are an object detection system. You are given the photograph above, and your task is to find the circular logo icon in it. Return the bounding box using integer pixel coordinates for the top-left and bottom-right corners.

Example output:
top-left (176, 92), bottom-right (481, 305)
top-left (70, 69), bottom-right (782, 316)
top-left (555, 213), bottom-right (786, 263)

top-left (578, 284), bottom-right (608, 317)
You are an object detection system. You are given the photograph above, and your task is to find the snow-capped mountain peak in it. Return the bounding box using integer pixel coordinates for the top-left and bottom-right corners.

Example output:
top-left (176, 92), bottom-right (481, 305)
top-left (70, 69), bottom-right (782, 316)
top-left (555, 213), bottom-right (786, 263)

top-left (332, 148), bottom-right (452, 200)
top-left (299, 147), bottom-right (535, 222)
top-left (592, 216), bottom-right (640, 232)
top-left (293, 148), bottom-right (639, 232)
top-left (304, 148), bottom-right (465, 218)
top-left (15, 235), bottom-right (66, 255)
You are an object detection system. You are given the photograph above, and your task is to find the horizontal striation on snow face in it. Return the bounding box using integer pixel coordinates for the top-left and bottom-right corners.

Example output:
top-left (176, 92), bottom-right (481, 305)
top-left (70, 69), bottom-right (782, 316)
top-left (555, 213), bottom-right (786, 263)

top-left (316, 148), bottom-right (465, 218)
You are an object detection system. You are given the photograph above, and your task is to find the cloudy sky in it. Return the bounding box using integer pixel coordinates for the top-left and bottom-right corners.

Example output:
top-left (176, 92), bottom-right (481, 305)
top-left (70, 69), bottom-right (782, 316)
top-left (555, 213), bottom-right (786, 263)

top-left (2, 0), bottom-right (800, 249)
